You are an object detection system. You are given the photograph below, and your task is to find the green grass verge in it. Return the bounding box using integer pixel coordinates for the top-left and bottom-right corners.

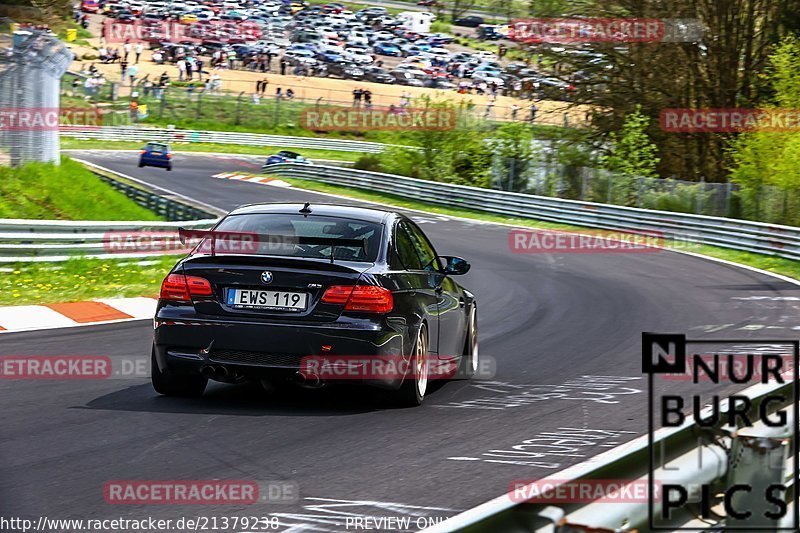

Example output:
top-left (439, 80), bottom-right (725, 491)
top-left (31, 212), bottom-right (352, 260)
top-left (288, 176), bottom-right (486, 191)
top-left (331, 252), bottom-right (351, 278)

top-left (0, 158), bottom-right (163, 221)
top-left (0, 256), bottom-right (176, 306)
top-left (270, 175), bottom-right (800, 281)
top-left (60, 138), bottom-right (361, 162)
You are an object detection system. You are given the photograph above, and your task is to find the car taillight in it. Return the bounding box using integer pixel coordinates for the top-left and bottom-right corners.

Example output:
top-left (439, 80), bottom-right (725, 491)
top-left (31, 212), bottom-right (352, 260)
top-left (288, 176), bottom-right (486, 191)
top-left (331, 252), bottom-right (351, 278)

top-left (159, 274), bottom-right (212, 301)
top-left (166, 153), bottom-right (172, 158)
top-left (140, 150), bottom-right (147, 154)
top-left (321, 285), bottom-right (393, 313)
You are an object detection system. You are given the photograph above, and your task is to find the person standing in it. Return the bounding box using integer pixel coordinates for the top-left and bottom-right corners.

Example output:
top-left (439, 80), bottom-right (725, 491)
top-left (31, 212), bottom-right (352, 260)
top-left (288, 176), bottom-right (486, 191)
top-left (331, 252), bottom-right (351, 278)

top-left (256, 79), bottom-right (263, 94)
top-left (120, 58), bottom-right (128, 79)
top-left (134, 42), bottom-right (143, 64)
top-left (353, 88), bottom-right (362, 107)
top-left (529, 103), bottom-right (538, 124)
top-left (127, 63), bottom-right (137, 87)
top-left (176, 58), bottom-right (186, 81)
top-left (260, 78), bottom-right (268, 96)
top-left (363, 89), bottom-right (372, 108)
top-left (123, 41), bottom-right (132, 61)
top-left (280, 58), bottom-right (286, 76)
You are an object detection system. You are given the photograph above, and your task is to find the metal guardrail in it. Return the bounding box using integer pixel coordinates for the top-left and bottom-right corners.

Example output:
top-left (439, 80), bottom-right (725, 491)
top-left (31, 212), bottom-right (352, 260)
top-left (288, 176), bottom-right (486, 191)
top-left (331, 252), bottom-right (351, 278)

top-left (422, 376), bottom-right (796, 532)
top-left (0, 218), bottom-right (217, 262)
top-left (95, 172), bottom-right (214, 221)
top-left (60, 125), bottom-right (390, 153)
top-left (263, 163), bottom-right (800, 261)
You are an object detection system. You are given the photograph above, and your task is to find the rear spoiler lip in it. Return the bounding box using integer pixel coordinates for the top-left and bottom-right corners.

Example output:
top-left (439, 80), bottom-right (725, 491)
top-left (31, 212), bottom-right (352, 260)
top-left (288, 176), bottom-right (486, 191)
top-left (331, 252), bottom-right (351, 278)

top-left (177, 227), bottom-right (368, 261)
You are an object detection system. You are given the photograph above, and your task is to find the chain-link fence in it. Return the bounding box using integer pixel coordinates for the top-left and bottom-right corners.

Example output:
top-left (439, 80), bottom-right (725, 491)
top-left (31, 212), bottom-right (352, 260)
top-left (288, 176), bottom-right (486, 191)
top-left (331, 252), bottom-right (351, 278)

top-left (0, 26), bottom-right (73, 166)
top-left (490, 151), bottom-right (800, 223)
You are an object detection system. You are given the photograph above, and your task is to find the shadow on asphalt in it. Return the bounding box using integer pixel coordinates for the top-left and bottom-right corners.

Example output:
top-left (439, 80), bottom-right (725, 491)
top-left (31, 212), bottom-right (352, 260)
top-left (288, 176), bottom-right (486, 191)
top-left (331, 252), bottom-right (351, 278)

top-left (78, 380), bottom-right (450, 416)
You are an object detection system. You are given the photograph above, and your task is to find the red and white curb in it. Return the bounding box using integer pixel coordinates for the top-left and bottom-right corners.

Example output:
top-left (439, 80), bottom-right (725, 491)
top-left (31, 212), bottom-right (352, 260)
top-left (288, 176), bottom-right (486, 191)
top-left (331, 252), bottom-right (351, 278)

top-left (212, 172), bottom-right (292, 188)
top-left (0, 297), bottom-right (157, 333)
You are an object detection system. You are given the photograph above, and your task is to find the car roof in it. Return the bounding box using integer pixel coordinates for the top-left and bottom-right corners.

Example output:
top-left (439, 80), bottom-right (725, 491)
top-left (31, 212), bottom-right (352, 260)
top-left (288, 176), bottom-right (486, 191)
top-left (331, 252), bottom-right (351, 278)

top-left (227, 203), bottom-right (396, 224)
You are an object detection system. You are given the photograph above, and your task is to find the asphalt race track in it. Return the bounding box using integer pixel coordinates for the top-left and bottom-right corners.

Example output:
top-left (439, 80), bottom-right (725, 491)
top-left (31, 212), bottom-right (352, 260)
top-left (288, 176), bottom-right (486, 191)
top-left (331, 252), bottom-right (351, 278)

top-left (2, 151), bottom-right (799, 530)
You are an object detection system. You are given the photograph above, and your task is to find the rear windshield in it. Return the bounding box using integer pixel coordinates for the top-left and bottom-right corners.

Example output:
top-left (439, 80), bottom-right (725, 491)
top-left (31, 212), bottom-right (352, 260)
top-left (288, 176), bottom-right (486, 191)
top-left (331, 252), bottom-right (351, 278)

top-left (212, 213), bottom-right (383, 262)
top-left (146, 143), bottom-right (168, 151)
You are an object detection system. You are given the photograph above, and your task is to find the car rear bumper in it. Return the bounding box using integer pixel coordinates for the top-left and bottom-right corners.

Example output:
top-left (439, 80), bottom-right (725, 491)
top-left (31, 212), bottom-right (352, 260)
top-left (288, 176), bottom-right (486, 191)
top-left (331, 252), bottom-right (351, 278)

top-left (153, 312), bottom-right (410, 389)
top-left (141, 156), bottom-right (170, 167)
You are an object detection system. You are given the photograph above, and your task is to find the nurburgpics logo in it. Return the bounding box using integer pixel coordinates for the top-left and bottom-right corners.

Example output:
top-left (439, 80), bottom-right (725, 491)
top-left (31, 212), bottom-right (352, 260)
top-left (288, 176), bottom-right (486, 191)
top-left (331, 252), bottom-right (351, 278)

top-left (642, 332), bottom-right (799, 530)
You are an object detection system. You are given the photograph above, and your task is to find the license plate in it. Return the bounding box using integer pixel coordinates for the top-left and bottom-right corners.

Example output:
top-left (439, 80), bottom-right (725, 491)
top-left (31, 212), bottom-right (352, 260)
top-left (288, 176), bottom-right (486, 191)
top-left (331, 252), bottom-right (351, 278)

top-left (227, 289), bottom-right (307, 311)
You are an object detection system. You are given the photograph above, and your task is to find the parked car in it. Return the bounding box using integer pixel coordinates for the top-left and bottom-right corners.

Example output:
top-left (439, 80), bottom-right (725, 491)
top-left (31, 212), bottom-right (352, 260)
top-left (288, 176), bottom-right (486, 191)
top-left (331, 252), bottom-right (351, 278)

top-left (326, 60), bottom-right (365, 79)
top-left (139, 142), bottom-right (172, 171)
top-left (373, 42), bottom-right (402, 56)
top-left (390, 70), bottom-right (424, 86)
top-left (364, 66), bottom-right (394, 83)
top-left (454, 15), bottom-right (484, 27)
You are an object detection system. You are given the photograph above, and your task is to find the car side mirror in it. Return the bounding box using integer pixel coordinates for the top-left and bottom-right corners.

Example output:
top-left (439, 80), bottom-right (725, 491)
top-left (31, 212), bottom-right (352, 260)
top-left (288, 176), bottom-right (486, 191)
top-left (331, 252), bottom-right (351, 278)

top-left (440, 256), bottom-right (470, 275)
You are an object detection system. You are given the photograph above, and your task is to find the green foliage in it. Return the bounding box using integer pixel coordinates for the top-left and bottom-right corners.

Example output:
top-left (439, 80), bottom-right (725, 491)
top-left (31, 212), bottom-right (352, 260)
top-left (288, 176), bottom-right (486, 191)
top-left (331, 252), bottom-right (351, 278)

top-left (490, 122), bottom-right (538, 191)
top-left (352, 154), bottom-right (384, 173)
top-left (640, 184), bottom-right (708, 214)
top-left (377, 100), bottom-right (492, 187)
top-left (600, 105), bottom-right (660, 179)
top-left (729, 36), bottom-right (800, 224)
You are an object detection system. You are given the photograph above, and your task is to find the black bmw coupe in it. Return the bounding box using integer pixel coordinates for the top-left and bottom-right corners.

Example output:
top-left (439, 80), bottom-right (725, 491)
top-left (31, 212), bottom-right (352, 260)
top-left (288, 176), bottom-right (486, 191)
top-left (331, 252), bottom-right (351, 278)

top-left (152, 203), bottom-right (478, 406)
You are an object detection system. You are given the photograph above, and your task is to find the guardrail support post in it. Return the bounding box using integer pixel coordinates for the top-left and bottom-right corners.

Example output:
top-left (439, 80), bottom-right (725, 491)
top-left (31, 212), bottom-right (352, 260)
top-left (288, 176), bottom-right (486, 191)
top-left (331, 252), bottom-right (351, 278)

top-left (726, 416), bottom-right (793, 529)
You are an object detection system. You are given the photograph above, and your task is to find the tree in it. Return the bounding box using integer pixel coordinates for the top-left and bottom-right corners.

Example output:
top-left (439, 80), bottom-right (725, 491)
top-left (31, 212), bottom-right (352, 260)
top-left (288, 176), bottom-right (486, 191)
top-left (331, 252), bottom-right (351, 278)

top-left (537, 0), bottom-right (795, 182)
top-left (490, 122), bottom-right (538, 191)
top-left (729, 36), bottom-right (800, 223)
top-left (601, 105), bottom-right (660, 179)
top-left (449, 0), bottom-right (478, 23)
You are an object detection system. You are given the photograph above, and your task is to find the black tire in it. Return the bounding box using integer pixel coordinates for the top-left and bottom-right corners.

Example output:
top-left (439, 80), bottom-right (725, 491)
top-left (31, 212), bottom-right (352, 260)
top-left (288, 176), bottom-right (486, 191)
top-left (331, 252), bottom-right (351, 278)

top-left (166, 165), bottom-right (172, 171)
top-left (138, 162), bottom-right (145, 168)
top-left (393, 324), bottom-right (428, 407)
top-left (459, 306), bottom-right (479, 379)
top-left (151, 347), bottom-right (207, 397)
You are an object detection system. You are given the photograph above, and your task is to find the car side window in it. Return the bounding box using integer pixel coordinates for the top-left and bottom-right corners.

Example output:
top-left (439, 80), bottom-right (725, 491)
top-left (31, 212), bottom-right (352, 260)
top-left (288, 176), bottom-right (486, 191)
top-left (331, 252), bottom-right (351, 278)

top-left (403, 221), bottom-right (439, 271)
top-left (393, 223), bottom-right (423, 271)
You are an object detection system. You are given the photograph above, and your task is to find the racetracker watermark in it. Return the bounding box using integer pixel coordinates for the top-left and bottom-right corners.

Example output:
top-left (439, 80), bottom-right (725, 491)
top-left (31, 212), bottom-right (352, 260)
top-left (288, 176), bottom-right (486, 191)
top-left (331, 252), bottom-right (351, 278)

top-left (103, 229), bottom-right (299, 255)
top-left (0, 355), bottom-right (149, 380)
top-left (299, 354), bottom-right (495, 381)
top-left (643, 333), bottom-right (799, 530)
top-left (102, 19), bottom-right (261, 43)
top-left (661, 108), bottom-right (800, 133)
top-left (509, 479), bottom-right (661, 503)
top-left (509, 18), bottom-right (704, 43)
top-left (300, 106), bottom-right (456, 132)
top-left (0, 107), bottom-right (102, 131)
top-left (509, 18), bottom-right (665, 43)
top-left (103, 480), bottom-right (298, 504)
top-left (509, 229), bottom-right (664, 253)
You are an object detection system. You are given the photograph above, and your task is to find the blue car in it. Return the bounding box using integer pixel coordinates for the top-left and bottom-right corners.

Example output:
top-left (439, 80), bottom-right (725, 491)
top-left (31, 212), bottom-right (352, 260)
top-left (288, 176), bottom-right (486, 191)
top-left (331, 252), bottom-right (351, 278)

top-left (317, 51), bottom-right (344, 63)
top-left (373, 42), bottom-right (401, 56)
top-left (263, 150), bottom-right (313, 168)
top-left (139, 142), bottom-right (172, 171)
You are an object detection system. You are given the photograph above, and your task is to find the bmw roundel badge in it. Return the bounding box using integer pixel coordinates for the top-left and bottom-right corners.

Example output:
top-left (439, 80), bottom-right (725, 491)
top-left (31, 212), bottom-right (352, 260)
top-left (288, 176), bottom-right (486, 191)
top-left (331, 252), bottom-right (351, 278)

top-left (261, 271), bottom-right (273, 284)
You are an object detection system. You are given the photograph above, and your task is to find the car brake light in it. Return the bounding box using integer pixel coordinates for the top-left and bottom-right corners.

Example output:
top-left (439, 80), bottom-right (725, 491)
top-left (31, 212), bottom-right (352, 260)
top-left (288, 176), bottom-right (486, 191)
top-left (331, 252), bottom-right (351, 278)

top-left (159, 274), bottom-right (212, 301)
top-left (166, 153), bottom-right (172, 158)
top-left (140, 150), bottom-right (147, 154)
top-left (321, 285), bottom-right (393, 313)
